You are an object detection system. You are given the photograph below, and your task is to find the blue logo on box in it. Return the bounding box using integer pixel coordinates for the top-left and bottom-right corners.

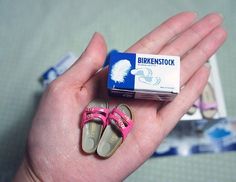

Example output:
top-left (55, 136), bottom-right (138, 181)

top-left (108, 52), bottom-right (136, 90)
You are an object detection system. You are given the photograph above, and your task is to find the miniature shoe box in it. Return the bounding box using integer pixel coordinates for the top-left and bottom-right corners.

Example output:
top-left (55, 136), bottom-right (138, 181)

top-left (107, 52), bottom-right (180, 101)
top-left (181, 55), bottom-right (227, 120)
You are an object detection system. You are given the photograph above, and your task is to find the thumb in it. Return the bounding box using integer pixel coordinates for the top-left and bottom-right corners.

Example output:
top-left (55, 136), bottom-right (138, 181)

top-left (61, 32), bottom-right (107, 86)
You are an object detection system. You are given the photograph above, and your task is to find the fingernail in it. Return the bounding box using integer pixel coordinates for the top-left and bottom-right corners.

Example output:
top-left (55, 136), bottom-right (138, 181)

top-left (208, 12), bottom-right (223, 24)
top-left (90, 32), bottom-right (98, 41)
top-left (192, 11), bottom-right (198, 17)
top-left (218, 13), bottom-right (224, 19)
top-left (204, 62), bottom-right (211, 70)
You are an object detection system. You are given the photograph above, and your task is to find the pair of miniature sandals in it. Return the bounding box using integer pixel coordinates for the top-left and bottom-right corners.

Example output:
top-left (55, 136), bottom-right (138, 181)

top-left (187, 82), bottom-right (218, 119)
top-left (80, 99), bottom-right (134, 158)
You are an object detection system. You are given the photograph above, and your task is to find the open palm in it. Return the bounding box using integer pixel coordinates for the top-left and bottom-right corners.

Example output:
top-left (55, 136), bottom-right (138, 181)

top-left (15, 12), bottom-right (226, 181)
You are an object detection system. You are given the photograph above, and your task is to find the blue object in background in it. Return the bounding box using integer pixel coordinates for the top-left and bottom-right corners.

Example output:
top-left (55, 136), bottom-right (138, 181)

top-left (152, 147), bottom-right (178, 157)
top-left (208, 127), bottom-right (231, 139)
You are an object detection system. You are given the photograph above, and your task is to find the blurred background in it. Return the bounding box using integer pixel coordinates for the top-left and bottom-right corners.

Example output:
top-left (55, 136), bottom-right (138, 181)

top-left (0, 0), bottom-right (235, 181)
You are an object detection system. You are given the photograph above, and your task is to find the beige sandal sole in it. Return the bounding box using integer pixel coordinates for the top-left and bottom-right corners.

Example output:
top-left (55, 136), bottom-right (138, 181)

top-left (82, 99), bottom-right (108, 154)
top-left (97, 104), bottom-right (132, 158)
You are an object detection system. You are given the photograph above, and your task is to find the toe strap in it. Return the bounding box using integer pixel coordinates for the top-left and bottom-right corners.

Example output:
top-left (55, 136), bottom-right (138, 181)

top-left (81, 107), bottom-right (109, 128)
top-left (108, 108), bottom-right (134, 139)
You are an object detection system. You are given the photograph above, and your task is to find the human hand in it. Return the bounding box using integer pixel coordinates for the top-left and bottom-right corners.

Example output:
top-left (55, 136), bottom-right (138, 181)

top-left (14, 12), bottom-right (226, 182)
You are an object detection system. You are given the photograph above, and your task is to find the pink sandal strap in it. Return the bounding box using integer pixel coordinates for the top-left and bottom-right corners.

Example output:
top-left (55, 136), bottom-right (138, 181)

top-left (193, 99), bottom-right (201, 108)
top-left (108, 107), bottom-right (134, 140)
top-left (201, 102), bottom-right (218, 110)
top-left (81, 107), bottom-right (109, 128)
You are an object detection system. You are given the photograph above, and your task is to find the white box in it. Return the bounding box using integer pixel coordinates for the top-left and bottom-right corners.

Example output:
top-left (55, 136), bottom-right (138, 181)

top-left (107, 52), bottom-right (180, 101)
top-left (181, 55), bottom-right (227, 120)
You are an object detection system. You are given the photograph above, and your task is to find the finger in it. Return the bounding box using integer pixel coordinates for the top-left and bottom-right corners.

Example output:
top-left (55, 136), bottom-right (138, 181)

top-left (160, 13), bottom-right (223, 57)
top-left (60, 32), bottom-right (107, 87)
top-left (180, 26), bottom-right (227, 85)
top-left (156, 64), bottom-right (210, 137)
top-left (126, 12), bottom-right (197, 53)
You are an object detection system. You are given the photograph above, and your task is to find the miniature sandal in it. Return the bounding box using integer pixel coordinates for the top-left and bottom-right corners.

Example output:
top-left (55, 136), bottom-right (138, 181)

top-left (97, 104), bottom-right (134, 158)
top-left (187, 99), bottom-right (200, 115)
top-left (80, 99), bottom-right (109, 154)
top-left (201, 82), bottom-right (218, 119)
top-left (138, 76), bottom-right (161, 85)
top-left (131, 68), bottom-right (161, 85)
top-left (131, 68), bottom-right (152, 77)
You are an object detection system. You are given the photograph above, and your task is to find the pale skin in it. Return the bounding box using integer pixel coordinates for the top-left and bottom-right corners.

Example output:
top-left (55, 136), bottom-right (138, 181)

top-left (14, 12), bottom-right (227, 181)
